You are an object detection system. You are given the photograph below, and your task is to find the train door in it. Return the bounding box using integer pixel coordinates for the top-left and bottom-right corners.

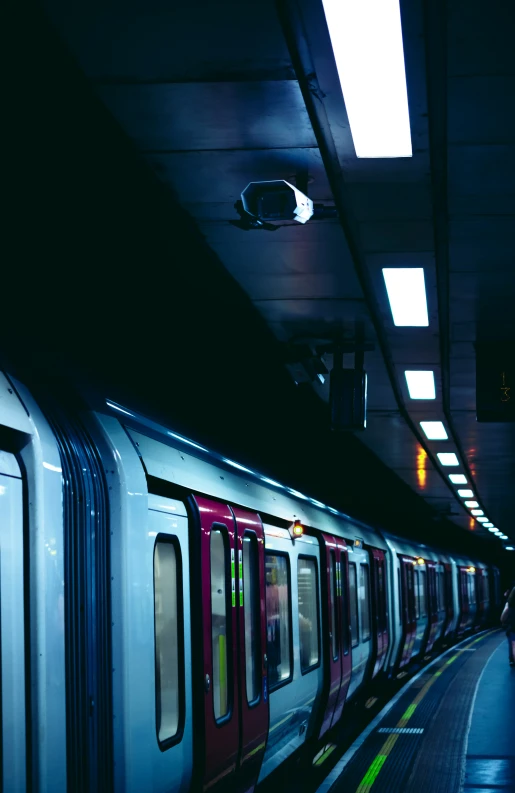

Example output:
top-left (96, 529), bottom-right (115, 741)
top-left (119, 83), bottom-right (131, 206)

top-left (370, 550), bottom-right (388, 677)
top-left (0, 452), bottom-right (26, 793)
top-left (399, 558), bottom-right (416, 667)
top-left (331, 540), bottom-right (351, 727)
top-left (458, 567), bottom-right (470, 635)
top-left (232, 508), bottom-right (269, 793)
top-left (317, 535), bottom-right (351, 738)
top-left (443, 563), bottom-right (455, 637)
top-left (425, 562), bottom-right (439, 653)
top-left (194, 497), bottom-right (268, 793)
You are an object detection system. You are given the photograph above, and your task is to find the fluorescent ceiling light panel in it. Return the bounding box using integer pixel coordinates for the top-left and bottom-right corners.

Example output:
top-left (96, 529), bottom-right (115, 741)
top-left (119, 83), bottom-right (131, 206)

top-left (437, 452), bottom-right (459, 466)
top-left (488, 527), bottom-right (497, 533)
top-left (457, 489), bottom-right (474, 498)
top-left (405, 370), bottom-right (436, 399)
top-left (464, 501), bottom-right (479, 508)
top-left (506, 547), bottom-right (514, 551)
top-left (471, 509), bottom-right (484, 516)
top-left (382, 269), bottom-right (429, 326)
top-left (484, 523), bottom-right (494, 528)
top-left (499, 534), bottom-right (508, 539)
top-left (476, 517), bottom-right (488, 523)
top-left (321, 0), bottom-right (412, 158)
top-left (420, 421), bottom-right (448, 440)
top-left (449, 474), bottom-right (467, 484)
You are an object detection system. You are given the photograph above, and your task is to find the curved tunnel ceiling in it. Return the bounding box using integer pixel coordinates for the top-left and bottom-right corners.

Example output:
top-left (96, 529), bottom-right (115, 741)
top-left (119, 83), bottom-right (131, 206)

top-left (40, 0), bottom-right (515, 548)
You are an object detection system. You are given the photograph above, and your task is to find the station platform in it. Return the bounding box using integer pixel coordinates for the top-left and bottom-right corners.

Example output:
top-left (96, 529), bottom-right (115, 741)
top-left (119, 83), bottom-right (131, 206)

top-left (317, 630), bottom-right (515, 793)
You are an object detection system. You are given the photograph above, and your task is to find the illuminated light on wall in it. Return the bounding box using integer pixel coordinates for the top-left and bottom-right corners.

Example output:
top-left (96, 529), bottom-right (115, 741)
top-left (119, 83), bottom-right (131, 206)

top-left (321, 0), bottom-right (412, 158)
top-left (464, 501), bottom-right (479, 508)
top-left (449, 474), bottom-right (467, 484)
top-left (382, 269), bottom-right (429, 326)
top-left (457, 489), bottom-right (474, 498)
top-left (420, 421), bottom-right (448, 440)
top-left (470, 509), bottom-right (484, 516)
top-left (469, 516), bottom-right (476, 530)
top-left (405, 371), bottom-right (436, 399)
top-left (437, 452), bottom-right (459, 466)
top-left (416, 445), bottom-right (427, 489)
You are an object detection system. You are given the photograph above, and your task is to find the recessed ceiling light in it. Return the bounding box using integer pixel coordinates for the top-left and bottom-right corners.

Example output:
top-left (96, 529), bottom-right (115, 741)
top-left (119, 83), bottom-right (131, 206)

top-left (437, 453), bottom-right (459, 466)
top-left (483, 523), bottom-right (494, 528)
top-left (506, 546), bottom-right (514, 551)
top-left (494, 529), bottom-right (502, 535)
top-left (405, 371), bottom-right (436, 399)
top-left (449, 474), bottom-right (467, 484)
top-left (499, 534), bottom-right (508, 539)
top-left (488, 527), bottom-right (497, 533)
top-left (476, 517), bottom-right (488, 523)
top-left (457, 489), bottom-right (474, 498)
top-left (382, 269), bottom-right (429, 326)
top-left (470, 509), bottom-right (484, 516)
top-left (464, 501), bottom-right (479, 508)
top-left (420, 421), bottom-right (448, 440)
top-left (321, 0), bottom-right (412, 158)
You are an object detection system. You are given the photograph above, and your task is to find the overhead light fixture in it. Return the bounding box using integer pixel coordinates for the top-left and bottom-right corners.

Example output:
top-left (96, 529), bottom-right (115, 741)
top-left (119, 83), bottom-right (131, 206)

top-left (499, 533), bottom-right (508, 539)
top-left (488, 527), bottom-right (497, 533)
top-left (457, 489), bottom-right (474, 498)
top-left (321, 0), bottom-right (412, 158)
top-left (464, 501), bottom-right (479, 508)
top-left (470, 509), bottom-right (484, 516)
top-left (382, 269), bottom-right (429, 326)
top-left (437, 452), bottom-right (459, 466)
top-left (506, 546), bottom-right (514, 551)
top-left (476, 517), bottom-right (488, 523)
top-left (449, 474), bottom-right (467, 484)
top-left (494, 529), bottom-right (503, 535)
top-left (420, 421), bottom-right (448, 440)
top-left (405, 371), bottom-right (436, 399)
top-left (484, 523), bottom-right (494, 528)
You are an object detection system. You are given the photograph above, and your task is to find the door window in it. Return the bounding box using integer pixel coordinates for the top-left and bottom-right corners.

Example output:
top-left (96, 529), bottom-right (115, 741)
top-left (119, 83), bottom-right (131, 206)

top-left (298, 556), bottom-right (320, 672)
top-left (359, 565), bottom-right (371, 641)
top-left (419, 570), bottom-right (427, 617)
top-left (211, 528), bottom-right (230, 721)
top-left (154, 537), bottom-right (183, 745)
top-left (349, 562), bottom-right (359, 647)
top-left (243, 533), bottom-right (260, 704)
top-left (265, 553), bottom-right (292, 689)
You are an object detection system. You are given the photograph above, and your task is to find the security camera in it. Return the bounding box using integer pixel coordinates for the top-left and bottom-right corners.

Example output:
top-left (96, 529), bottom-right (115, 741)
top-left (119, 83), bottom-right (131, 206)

top-left (241, 180), bottom-right (314, 225)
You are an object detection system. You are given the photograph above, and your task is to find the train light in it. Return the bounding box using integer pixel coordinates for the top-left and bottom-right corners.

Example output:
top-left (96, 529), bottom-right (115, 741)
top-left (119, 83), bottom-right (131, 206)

top-left (291, 520), bottom-right (304, 539)
top-left (467, 566), bottom-right (475, 573)
top-left (416, 557), bottom-right (425, 565)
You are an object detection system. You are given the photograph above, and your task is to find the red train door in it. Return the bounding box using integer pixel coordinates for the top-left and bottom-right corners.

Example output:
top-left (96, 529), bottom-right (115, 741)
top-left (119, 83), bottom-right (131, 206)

top-left (194, 496), bottom-right (269, 793)
top-left (196, 497), bottom-right (240, 791)
top-left (317, 535), bottom-right (352, 739)
top-left (232, 507), bottom-right (269, 793)
top-left (399, 558), bottom-right (417, 667)
top-left (425, 562), bottom-right (439, 652)
top-left (332, 540), bottom-right (351, 727)
top-left (371, 550), bottom-right (388, 677)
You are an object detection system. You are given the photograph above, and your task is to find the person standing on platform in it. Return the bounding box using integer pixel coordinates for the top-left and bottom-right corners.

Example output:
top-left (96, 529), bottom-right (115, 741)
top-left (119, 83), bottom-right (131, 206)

top-left (501, 583), bottom-right (515, 666)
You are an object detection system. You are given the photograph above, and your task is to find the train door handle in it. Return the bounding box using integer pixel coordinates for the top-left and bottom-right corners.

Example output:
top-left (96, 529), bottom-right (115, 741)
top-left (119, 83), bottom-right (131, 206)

top-left (205, 673), bottom-right (211, 693)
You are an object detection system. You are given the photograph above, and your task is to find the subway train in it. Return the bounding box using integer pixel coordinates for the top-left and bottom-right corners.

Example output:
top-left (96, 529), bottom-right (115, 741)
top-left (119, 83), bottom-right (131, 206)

top-left (0, 371), bottom-right (501, 793)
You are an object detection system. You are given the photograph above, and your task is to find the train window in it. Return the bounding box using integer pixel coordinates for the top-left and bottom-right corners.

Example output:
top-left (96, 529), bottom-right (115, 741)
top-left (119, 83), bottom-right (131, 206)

top-left (211, 528), bottom-right (231, 721)
top-left (398, 568), bottom-right (403, 619)
top-left (243, 533), bottom-right (261, 705)
top-left (378, 561), bottom-right (386, 632)
top-left (359, 564), bottom-right (371, 642)
top-left (154, 537), bottom-right (183, 745)
top-left (266, 553), bottom-right (292, 689)
top-left (468, 574), bottom-right (476, 606)
top-left (406, 563), bottom-right (415, 622)
top-left (414, 569), bottom-right (420, 619)
top-left (349, 563), bottom-right (359, 647)
top-left (329, 551), bottom-right (338, 661)
top-left (298, 556), bottom-right (320, 672)
top-left (419, 570), bottom-right (427, 617)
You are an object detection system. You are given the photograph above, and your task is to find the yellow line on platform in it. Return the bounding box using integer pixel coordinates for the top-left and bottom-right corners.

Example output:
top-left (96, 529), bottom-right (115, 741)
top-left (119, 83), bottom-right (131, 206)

top-left (354, 630), bottom-right (495, 791)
